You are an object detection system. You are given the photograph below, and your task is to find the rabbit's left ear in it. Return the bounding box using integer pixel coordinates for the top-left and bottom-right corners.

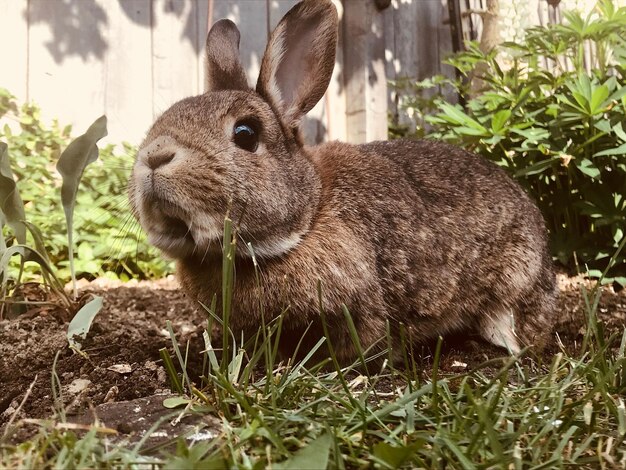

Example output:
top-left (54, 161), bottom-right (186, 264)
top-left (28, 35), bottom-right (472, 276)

top-left (206, 19), bottom-right (249, 91)
top-left (256, 0), bottom-right (338, 130)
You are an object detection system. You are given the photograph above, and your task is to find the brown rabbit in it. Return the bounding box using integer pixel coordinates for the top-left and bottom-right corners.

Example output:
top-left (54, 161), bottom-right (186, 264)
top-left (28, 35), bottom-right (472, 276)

top-left (129, 0), bottom-right (557, 364)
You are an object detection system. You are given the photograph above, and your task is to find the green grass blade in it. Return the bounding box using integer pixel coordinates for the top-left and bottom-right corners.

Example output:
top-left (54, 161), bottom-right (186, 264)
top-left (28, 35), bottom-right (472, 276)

top-left (221, 216), bottom-right (235, 373)
top-left (159, 347), bottom-right (184, 394)
top-left (166, 320), bottom-right (193, 394)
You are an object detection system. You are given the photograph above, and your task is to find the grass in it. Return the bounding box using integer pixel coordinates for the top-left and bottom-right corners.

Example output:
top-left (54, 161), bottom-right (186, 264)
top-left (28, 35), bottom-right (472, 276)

top-left (1, 229), bottom-right (626, 468)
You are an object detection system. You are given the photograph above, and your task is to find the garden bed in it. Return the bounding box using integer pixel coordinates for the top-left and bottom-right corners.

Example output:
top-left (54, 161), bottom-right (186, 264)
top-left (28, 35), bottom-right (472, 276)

top-left (1, 272), bottom-right (624, 448)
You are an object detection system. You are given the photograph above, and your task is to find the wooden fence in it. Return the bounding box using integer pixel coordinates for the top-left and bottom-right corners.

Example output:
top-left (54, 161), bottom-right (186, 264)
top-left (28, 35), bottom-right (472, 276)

top-left (0, 0), bottom-right (613, 146)
top-left (0, 0), bottom-right (456, 146)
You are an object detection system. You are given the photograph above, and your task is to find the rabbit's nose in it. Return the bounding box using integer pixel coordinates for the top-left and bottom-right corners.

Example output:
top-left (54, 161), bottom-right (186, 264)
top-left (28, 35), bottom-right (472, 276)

top-left (146, 152), bottom-right (175, 170)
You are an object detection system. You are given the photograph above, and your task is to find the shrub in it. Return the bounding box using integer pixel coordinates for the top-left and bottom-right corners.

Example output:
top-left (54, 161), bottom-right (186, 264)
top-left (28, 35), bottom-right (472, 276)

top-left (0, 89), bottom-right (171, 281)
top-left (395, 0), bottom-right (626, 284)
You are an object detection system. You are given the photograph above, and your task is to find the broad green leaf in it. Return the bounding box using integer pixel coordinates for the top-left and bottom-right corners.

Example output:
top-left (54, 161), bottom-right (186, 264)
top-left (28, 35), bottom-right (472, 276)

top-left (438, 103), bottom-right (487, 132)
top-left (456, 126), bottom-right (489, 137)
top-left (614, 122), bottom-right (626, 143)
top-left (510, 127), bottom-right (550, 142)
top-left (67, 295), bottom-right (104, 351)
top-left (577, 74), bottom-right (592, 102)
top-left (607, 84), bottom-right (626, 104)
top-left (56, 116), bottom-right (107, 297)
top-left (514, 157), bottom-right (558, 177)
top-left (614, 277), bottom-right (626, 287)
top-left (77, 242), bottom-right (94, 261)
top-left (559, 91), bottom-right (587, 115)
top-left (0, 142), bottom-right (26, 244)
top-left (491, 109), bottom-right (511, 133)
top-left (589, 84), bottom-right (610, 114)
top-left (576, 158), bottom-right (601, 179)
top-left (594, 120), bottom-right (612, 133)
top-left (274, 433), bottom-right (331, 470)
top-left (594, 143), bottom-right (626, 157)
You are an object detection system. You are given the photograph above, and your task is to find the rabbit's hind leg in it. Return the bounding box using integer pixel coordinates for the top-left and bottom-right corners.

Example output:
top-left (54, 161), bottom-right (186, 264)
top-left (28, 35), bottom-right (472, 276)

top-left (479, 308), bottom-right (522, 354)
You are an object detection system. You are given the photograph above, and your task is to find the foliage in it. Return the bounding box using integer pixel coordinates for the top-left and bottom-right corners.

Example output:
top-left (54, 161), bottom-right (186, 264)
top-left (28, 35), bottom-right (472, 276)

top-left (0, 89), bottom-right (171, 281)
top-left (394, 0), bottom-right (626, 283)
top-left (1, 117), bottom-right (107, 343)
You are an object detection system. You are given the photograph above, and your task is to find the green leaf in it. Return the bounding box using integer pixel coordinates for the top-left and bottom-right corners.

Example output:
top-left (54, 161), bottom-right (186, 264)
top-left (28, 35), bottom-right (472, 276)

top-left (56, 116), bottom-right (107, 297)
top-left (67, 295), bottom-right (104, 351)
top-left (438, 103), bottom-right (487, 132)
top-left (594, 142), bottom-right (626, 157)
top-left (514, 157), bottom-right (558, 177)
top-left (163, 396), bottom-right (191, 409)
top-left (614, 277), bottom-right (626, 287)
top-left (0, 142), bottom-right (26, 244)
top-left (373, 441), bottom-right (423, 468)
top-left (491, 109), bottom-right (511, 133)
top-left (613, 122), bottom-right (626, 143)
top-left (274, 434), bottom-right (332, 470)
top-left (77, 242), bottom-right (94, 261)
top-left (607, 84), bottom-right (626, 104)
top-left (456, 126), bottom-right (490, 137)
top-left (575, 159), bottom-right (601, 179)
top-left (594, 120), bottom-right (612, 133)
top-left (589, 84), bottom-right (610, 114)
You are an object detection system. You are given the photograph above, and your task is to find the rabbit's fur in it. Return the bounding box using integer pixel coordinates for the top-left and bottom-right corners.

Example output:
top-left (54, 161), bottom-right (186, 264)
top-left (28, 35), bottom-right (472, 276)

top-left (129, 0), bottom-right (557, 364)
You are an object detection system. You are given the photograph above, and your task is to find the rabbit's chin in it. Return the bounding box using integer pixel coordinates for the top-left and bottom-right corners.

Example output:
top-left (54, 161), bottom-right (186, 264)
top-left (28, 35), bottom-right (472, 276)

top-left (145, 213), bottom-right (197, 259)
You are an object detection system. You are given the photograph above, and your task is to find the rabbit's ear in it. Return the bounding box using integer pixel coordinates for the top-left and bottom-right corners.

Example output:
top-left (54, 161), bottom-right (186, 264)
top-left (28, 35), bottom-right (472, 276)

top-left (256, 0), bottom-right (338, 129)
top-left (205, 19), bottom-right (249, 91)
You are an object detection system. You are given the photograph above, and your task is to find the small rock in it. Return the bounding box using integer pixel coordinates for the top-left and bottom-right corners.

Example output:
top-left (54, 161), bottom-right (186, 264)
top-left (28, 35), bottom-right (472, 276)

top-left (65, 378), bottom-right (92, 396)
top-left (107, 364), bottom-right (133, 374)
top-left (103, 386), bottom-right (119, 403)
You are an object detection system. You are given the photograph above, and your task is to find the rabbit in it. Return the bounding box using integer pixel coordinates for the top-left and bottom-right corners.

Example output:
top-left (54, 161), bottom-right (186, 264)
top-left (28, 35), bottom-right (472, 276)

top-left (129, 0), bottom-right (557, 365)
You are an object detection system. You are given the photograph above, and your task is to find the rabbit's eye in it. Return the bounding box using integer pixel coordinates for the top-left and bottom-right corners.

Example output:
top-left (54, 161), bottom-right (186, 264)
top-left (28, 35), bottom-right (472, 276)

top-left (233, 121), bottom-right (259, 152)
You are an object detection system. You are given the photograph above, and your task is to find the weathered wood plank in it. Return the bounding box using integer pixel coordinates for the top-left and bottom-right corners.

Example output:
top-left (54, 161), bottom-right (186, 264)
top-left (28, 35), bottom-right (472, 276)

top-left (0, 0), bottom-right (28, 103)
top-left (104, 0), bottom-right (152, 144)
top-left (196, 0), bottom-right (209, 92)
top-left (151, 0), bottom-right (201, 116)
top-left (384, 0), bottom-right (419, 130)
top-left (386, 0), bottom-right (459, 132)
top-left (343, 0), bottom-right (387, 143)
top-left (26, 0), bottom-right (107, 135)
top-left (433, 0), bottom-right (456, 104)
top-left (325, 0), bottom-right (347, 142)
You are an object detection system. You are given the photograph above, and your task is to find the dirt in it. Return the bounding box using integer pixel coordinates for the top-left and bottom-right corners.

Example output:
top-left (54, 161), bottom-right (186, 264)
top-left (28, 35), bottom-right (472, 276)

top-left (0, 272), bottom-right (625, 445)
top-left (0, 277), bottom-right (209, 444)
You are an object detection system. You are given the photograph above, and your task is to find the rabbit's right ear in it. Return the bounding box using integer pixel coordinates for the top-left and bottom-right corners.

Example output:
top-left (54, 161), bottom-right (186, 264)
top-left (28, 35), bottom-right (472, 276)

top-left (256, 0), bottom-right (338, 130)
top-left (205, 19), bottom-right (249, 91)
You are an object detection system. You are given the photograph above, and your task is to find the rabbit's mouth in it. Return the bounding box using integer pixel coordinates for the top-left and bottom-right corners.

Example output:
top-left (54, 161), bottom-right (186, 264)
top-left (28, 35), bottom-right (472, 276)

top-left (160, 214), bottom-right (192, 240)
top-left (147, 214), bottom-right (196, 258)
top-left (141, 197), bottom-right (197, 256)
top-left (150, 208), bottom-right (193, 241)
